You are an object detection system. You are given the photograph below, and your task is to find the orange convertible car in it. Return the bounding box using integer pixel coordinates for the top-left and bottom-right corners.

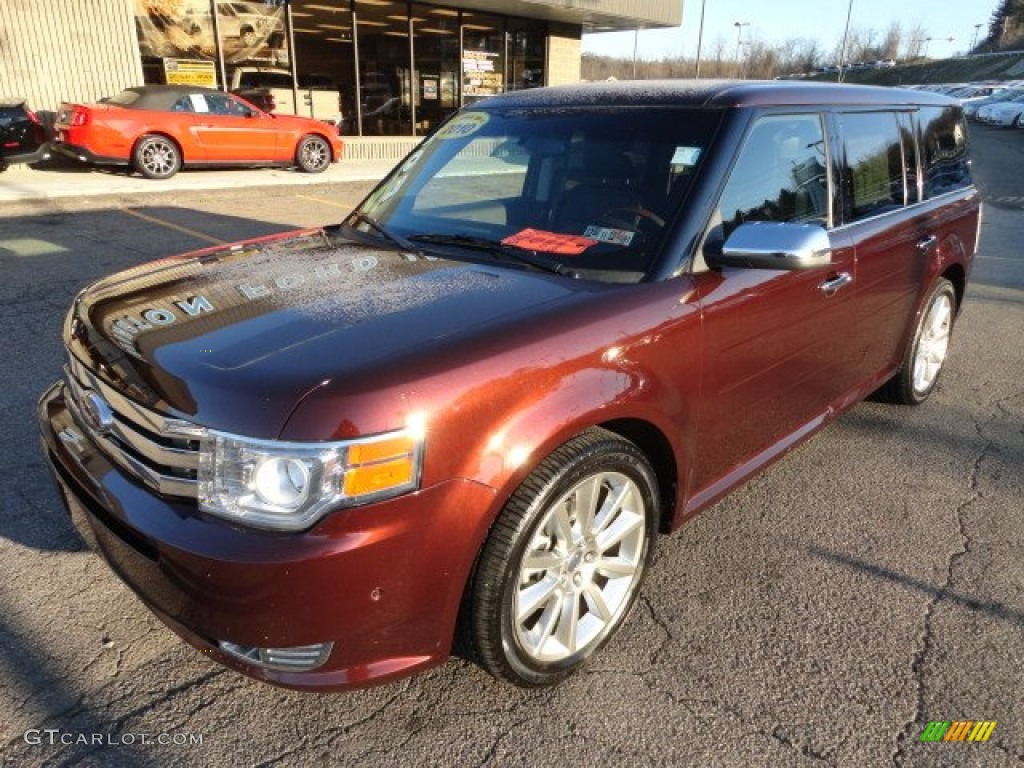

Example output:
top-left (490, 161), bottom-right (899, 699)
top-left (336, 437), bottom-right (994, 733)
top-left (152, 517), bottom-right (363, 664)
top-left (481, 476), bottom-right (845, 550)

top-left (53, 85), bottom-right (343, 179)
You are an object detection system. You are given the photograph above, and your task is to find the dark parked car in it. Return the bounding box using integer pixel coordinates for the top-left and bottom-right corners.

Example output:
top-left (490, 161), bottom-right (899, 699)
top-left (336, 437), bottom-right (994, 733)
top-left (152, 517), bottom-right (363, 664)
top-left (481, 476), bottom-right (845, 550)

top-left (0, 98), bottom-right (51, 171)
top-left (39, 81), bottom-right (980, 692)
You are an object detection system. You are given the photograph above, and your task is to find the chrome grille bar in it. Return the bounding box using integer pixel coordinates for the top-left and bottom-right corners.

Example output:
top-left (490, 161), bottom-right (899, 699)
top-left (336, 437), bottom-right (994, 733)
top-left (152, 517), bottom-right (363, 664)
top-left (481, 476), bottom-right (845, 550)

top-left (64, 357), bottom-right (200, 498)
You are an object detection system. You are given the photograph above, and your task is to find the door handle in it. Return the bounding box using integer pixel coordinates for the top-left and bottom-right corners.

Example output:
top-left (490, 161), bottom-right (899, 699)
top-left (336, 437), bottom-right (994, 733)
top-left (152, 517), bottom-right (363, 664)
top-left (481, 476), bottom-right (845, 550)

top-left (818, 272), bottom-right (853, 296)
top-left (917, 235), bottom-right (938, 253)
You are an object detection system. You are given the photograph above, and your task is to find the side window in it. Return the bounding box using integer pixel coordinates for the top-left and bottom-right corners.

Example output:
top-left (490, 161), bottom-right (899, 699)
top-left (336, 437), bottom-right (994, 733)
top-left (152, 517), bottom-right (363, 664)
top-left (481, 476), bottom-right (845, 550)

top-left (203, 93), bottom-right (249, 116)
top-left (717, 114), bottom-right (829, 239)
top-left (838, 111), bottom-right (906, 222)
top-left (919, 106), bottom-right (971, 198)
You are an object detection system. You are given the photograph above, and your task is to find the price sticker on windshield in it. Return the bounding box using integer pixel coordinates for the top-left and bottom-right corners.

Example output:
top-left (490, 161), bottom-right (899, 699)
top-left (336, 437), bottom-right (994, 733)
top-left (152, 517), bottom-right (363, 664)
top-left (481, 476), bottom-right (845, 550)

top-left (502, 228), bottom-right (597, 255)
top-left (435, 112), bottom-right (489, 140)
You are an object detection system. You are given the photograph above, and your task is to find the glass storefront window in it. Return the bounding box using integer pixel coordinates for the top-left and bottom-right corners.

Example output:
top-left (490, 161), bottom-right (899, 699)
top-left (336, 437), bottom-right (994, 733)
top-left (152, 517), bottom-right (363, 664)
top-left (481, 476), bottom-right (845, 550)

top-left (352, 0), bottom-right (413, 135)
top-left (133, 2), bottom-right (550, 137)
top-left (461, 11), bottom-right (504, 106)
top-left (506, 18), bottom-right (545, 91)
top-left (289, 2), bottom-right (353, 133)
top-left (411, 4), bottom-right (460, 135)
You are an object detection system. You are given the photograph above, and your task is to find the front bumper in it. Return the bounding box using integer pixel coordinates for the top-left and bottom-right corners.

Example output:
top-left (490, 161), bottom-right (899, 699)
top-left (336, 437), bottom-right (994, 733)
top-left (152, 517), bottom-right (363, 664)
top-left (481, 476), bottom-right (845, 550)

top-left (38, 381), bottom-right (496, 690)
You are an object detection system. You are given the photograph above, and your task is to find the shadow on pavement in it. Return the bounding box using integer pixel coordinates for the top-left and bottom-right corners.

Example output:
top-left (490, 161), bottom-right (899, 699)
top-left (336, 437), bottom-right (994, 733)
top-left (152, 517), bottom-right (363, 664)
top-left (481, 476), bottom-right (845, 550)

top-left (0, 206), bottom-right (299, 553)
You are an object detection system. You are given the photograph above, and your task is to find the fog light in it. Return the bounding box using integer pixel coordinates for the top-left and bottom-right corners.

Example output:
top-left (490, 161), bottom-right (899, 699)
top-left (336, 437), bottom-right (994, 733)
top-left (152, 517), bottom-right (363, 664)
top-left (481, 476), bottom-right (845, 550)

top-left (219, 641), bottom-right (333, 671)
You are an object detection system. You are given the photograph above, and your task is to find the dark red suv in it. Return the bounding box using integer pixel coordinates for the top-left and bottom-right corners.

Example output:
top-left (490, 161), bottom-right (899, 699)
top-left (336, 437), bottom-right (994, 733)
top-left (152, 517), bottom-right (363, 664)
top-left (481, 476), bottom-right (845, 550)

top-left (39, 82), bottom-right (980, 691)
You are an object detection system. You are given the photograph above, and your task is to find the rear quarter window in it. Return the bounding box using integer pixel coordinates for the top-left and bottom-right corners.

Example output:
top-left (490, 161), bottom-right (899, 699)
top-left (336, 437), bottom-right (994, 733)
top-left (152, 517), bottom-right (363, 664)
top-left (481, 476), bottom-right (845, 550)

top-left (919, 106), bottom-right (971, 198)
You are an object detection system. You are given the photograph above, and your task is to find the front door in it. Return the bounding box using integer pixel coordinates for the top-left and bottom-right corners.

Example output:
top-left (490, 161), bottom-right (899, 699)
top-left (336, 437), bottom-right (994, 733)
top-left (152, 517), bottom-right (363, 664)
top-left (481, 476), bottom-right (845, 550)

top-left (690, 113), bottom-right (858, 496)
top-left (191, 92), bottom-right (280, 162)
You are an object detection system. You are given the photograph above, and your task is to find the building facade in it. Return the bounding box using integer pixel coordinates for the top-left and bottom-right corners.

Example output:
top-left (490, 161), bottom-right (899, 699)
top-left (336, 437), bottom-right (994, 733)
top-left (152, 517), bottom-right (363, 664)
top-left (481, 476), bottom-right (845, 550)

top-left (1, 0), bottom-right (681, 136)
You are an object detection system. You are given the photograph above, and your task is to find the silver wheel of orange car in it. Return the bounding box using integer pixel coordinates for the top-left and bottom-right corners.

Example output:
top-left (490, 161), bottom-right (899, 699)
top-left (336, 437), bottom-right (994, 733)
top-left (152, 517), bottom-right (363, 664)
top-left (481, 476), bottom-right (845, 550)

top-left (133, 135), bottom-right (181, 180)
top-left (296, 135), bottom-right (331, 173)
top-left (883, 277), bottom-right (956, 405)
top-left (465, 428), bottom-right (657, 687)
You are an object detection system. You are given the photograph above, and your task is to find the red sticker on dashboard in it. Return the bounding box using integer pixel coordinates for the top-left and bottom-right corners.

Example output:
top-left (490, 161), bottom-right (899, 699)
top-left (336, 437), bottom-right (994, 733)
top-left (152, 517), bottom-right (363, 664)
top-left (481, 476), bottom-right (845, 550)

top-left (501, 229), bottom-right (597, 256)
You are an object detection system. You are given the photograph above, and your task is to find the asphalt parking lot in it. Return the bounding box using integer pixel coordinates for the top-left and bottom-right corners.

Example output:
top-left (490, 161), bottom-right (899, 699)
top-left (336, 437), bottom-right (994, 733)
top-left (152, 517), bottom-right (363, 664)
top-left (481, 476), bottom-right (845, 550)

top-left (1, 126), bottom-right (1022, 768)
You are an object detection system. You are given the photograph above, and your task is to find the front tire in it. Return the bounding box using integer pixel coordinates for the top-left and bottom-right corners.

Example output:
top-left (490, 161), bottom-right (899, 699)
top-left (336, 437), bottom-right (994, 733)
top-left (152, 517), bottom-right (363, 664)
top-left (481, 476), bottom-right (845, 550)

top-left (881, 277), bottom-right (956, 404)
top-left (464, 428), bottom-right (658, 687)
top-left (295, 134), bottom-right (331, 173)
top-left (133, 135), bottom-right (181, 179)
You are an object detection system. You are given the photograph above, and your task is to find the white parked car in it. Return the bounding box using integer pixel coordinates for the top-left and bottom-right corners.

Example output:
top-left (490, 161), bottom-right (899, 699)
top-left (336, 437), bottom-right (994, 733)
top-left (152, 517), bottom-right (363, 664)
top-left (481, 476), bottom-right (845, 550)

top-left (977, 93), bottom-right (1024, 126)
top-left (965, 89), bottom-right (1023, 119)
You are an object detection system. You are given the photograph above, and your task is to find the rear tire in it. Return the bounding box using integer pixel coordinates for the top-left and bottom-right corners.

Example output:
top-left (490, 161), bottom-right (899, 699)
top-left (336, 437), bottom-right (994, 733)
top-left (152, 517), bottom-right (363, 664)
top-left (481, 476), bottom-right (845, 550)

top-left (463, 428), bottom-right (658, 687)
top-left (878, 277), bottom-right (956, 405)
top-left (133, 135), bottom-right (181, 180)
top-left (295, 135), bottom-right (331, 173)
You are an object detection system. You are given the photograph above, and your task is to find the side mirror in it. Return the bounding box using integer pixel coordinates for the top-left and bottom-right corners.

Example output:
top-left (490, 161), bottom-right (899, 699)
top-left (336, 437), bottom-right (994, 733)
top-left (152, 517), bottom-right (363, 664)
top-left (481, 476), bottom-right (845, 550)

top-left (708, 221), bottom-right (832, 271)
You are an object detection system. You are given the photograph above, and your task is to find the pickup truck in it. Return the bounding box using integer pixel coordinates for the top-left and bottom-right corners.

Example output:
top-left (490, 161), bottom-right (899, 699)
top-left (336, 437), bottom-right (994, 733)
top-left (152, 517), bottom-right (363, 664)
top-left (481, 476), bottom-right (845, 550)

top-left (231, 67), bottom-right (342, 129)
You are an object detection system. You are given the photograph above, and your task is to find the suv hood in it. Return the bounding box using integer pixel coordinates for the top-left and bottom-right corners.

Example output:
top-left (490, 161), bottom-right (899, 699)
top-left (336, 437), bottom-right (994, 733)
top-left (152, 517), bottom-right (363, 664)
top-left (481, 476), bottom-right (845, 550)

top-left (68, 229), bottom-right (591, 437)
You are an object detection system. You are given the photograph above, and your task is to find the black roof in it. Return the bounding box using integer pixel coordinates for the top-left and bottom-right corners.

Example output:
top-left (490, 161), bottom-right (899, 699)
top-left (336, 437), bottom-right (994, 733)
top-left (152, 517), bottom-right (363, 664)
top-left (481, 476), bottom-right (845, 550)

top-left (478, 79), bottom-right (959, 110)
top-left (108, 85), bottom-right (222, 111)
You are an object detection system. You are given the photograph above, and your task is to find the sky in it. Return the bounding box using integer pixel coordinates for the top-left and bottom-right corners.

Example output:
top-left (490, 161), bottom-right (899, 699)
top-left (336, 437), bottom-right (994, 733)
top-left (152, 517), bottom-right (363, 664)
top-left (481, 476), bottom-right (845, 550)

top-left (581, 0), bottom-right (996, 65)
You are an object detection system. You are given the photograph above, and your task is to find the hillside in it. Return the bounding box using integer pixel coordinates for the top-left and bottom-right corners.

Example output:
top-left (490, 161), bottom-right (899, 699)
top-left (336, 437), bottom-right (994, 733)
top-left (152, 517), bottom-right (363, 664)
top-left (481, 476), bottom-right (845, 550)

top-left (804, 51), bottom-right (1024, 86)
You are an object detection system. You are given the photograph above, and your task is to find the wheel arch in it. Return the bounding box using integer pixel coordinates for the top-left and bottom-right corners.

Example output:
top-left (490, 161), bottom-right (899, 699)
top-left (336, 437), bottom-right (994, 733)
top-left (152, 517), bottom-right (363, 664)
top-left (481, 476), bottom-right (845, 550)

top-left (132, 131), bottom-right (185, 164)
top-left (296, 131), bottom-right (337, 161)
top-left (941, 262), bottom-right (966, 313)
top-left (598, 418), bottom-right (679, 534)
top-left (452, 421), bottom-right (672, 674)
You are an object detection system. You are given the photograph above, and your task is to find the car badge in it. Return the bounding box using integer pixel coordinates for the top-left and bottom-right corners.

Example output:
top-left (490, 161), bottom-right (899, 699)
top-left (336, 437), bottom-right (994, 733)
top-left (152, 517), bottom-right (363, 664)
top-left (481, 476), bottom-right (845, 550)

top-left (80, 390), bottom-right (115, 435)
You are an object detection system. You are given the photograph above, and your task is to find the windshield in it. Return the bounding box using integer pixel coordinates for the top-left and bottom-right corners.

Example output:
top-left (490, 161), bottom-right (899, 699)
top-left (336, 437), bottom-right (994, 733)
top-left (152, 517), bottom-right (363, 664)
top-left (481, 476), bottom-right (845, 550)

top-left (354, 107), bottom-right (723, 283)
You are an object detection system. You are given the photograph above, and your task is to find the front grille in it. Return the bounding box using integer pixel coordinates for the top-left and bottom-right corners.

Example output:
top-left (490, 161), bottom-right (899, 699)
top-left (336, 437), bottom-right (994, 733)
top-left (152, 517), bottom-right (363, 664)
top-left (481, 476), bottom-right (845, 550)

top-left (64, 355), bottom-right (201, 498)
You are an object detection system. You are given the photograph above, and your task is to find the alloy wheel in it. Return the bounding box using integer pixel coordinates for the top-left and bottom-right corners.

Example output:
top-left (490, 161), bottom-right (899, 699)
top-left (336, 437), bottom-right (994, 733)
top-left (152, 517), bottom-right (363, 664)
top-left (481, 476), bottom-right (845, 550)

top-left (912, 291), bottom-right (953, 396)
top-left (513, 470), bottom-right (647, 663)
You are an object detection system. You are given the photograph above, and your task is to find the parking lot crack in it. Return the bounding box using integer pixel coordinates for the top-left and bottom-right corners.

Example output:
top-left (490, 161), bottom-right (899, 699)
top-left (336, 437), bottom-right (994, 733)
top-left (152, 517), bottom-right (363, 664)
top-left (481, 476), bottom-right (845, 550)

top-left (891, 435), bottom-right (994, 767)
top-left (767, 725), bottom-right (835, 764)
top-left (472, 716), bottom-right (538, 768)
top-left (638, 593), bottom-right (674, 665)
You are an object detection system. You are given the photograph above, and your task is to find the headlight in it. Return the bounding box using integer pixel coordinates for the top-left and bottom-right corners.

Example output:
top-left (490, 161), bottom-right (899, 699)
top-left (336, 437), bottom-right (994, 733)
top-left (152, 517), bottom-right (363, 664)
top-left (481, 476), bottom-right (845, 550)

top-left (197, 429), bottom-right (423, 531)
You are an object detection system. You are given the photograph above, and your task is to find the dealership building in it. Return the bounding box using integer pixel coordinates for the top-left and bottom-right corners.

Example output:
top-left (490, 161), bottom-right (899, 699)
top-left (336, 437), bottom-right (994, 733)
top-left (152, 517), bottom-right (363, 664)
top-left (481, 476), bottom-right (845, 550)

top-left (2, 0), bottom-right (681, 139)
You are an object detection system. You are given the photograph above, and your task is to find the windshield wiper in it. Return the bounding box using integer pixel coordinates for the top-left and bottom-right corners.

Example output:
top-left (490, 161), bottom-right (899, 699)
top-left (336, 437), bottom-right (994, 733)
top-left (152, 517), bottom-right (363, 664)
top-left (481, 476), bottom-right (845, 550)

top-left (407, 234), bottom-right (575, 277)
top-left (341, 211), bottom-right (422, 256)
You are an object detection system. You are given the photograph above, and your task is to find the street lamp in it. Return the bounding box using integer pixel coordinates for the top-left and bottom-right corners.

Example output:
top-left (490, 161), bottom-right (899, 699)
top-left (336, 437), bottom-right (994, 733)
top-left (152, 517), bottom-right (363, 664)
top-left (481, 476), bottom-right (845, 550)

top-left (971, 23), bottom-right (984, 52)
top-left (734, 21), bottom-right (749, 77)
top-left (695, 0), bottom-right (708, 79)
top-left (837, 0), bottom-right (854, 83)
top-left (739, 41), bottom-right (753, 79)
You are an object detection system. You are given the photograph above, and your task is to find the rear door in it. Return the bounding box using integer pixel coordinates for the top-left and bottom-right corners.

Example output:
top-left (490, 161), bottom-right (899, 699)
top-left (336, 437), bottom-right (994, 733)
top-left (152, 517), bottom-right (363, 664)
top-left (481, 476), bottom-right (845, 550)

top-left (832, 109), bottom-right (933, 381)
top-left (692, 111), bottom-right (859, 493)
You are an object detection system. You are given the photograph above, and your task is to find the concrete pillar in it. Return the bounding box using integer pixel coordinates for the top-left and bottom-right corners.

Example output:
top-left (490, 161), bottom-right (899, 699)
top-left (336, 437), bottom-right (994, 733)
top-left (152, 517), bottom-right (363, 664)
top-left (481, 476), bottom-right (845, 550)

top-left (545, 23), bottom-right (582, 86)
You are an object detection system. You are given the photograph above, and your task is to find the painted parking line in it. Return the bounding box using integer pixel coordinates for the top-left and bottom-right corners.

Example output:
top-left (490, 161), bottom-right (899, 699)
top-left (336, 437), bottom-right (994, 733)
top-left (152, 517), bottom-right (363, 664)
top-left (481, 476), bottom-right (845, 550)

top-left (295, 194), bottom-right (353, 211)
top-left (119, 207), bottom-right (226, 245)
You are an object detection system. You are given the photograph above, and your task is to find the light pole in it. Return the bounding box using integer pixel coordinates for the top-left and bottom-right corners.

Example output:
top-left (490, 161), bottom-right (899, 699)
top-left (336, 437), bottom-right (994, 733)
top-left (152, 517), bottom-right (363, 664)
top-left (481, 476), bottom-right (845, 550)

top-left (837, 0), bottom-right (854, 83)
top-left (739, 41), bottom-right (753, 79)
top-left (695, 0), bottom-right (708, 79)
top-left (734, 21), bottom-right (749, 78)
top-left (971, 23), bottom-right (984, 52)
top-left (632, 27), bottom-right (639, 78)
